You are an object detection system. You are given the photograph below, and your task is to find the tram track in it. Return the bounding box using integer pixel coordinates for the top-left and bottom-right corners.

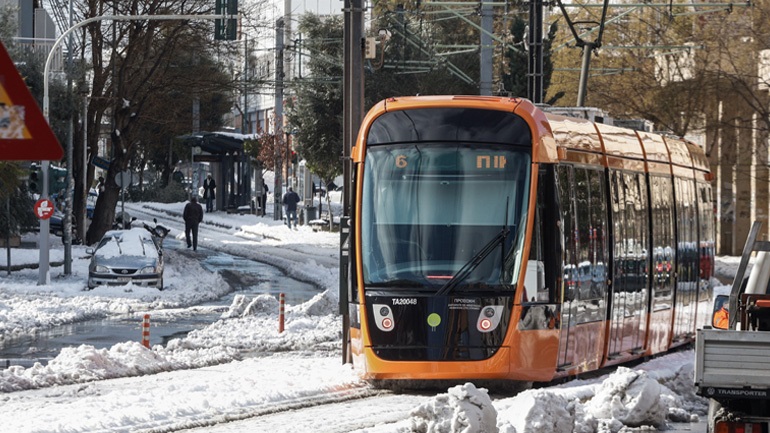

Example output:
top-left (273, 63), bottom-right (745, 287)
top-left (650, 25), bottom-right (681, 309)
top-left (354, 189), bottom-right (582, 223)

top-left (140, 386), bottom-right (403, 433)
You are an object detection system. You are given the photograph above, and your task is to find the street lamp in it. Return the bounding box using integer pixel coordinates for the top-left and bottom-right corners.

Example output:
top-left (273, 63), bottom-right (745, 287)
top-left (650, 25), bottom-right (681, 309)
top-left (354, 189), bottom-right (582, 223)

top-left (40, 12), bottom-right (239, 284)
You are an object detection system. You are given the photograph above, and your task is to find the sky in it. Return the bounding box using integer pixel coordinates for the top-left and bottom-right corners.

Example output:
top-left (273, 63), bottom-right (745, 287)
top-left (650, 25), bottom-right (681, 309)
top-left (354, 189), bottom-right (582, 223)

top-left (0, 192), bottom-right (741, 432)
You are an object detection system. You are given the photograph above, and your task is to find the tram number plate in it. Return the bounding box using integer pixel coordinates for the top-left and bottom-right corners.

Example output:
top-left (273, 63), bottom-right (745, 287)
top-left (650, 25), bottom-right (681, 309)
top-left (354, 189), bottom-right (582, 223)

top-left (392, 298), bottom-right (417, 306)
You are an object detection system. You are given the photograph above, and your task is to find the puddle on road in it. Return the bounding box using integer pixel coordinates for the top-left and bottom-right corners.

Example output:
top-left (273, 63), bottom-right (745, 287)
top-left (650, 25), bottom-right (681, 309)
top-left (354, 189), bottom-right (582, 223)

top-left (0, 242), bottom-right (323, 368)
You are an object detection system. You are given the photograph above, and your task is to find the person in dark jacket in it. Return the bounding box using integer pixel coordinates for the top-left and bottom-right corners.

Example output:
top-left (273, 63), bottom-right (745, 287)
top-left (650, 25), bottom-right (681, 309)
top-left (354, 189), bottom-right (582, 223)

top-left (261, 183), bottom-right (269, 217)
top-left (202, 174), bottom-right (216, 212)
top-left (282, 187), bottom-right (301, 229)
top-left (183, 195), bottom-right (204, 250)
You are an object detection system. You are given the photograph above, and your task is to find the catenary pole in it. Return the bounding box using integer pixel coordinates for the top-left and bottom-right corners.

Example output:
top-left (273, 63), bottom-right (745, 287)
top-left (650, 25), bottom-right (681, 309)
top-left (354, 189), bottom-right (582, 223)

top-left (273, 18), bottom-right (284, 222)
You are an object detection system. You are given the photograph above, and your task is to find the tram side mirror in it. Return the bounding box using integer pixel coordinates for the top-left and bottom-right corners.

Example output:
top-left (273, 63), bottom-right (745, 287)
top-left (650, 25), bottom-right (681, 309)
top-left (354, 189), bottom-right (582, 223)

top-left (712, 295), bottom-right (729, 330)
top-left (524, 260), bottom-right (545, 302)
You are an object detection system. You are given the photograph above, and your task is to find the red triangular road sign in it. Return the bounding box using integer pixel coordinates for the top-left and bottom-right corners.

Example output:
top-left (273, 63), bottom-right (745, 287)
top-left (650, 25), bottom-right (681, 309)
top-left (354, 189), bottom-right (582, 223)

top-left (0, 40), bottom-right (63, 161)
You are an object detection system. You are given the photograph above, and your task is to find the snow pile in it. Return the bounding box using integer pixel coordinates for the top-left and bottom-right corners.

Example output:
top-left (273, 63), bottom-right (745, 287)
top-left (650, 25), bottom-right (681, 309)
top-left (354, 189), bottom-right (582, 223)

top-left (497, 389), bottom-right (579, 433)
top-left (293, 287), bottom-right (339, 316)
top-left (221, 293), bottom-right (279, 318)
top-left (409, 361), bottom-right (707, 433)
top-left (409, 382), bottom-right (499, 433)
top-left (0, 341), bottom-right (236, 392)
top-left (585, 367), bottom-right (667, 429)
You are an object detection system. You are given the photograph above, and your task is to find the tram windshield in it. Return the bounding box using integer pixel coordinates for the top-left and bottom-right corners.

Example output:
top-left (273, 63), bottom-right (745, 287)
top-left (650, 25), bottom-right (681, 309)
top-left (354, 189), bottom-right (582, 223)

top-left (361, 144), bottom-right (531, 292)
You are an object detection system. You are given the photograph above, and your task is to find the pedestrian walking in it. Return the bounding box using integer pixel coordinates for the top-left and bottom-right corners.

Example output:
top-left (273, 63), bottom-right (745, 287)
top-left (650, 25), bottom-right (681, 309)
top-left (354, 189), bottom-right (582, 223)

top-left (261, 183), bottom-right (269, 217)
top-left (183, 195), bottom-right (204, 251)
top-left (282, 187), bottom-right (300, 229)
top-left (203, 174), bottom-right (216, 212)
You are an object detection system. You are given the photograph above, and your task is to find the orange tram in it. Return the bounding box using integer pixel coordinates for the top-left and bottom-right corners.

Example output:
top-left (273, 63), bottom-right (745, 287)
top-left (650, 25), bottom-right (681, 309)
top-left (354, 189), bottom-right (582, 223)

top-left (342, 95), bottom-right (715, 386)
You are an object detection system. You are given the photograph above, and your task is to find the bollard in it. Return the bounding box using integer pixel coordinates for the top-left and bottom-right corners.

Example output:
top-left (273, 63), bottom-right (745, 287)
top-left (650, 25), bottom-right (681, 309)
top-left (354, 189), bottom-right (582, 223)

top-left (141, 314), bottom-right (150, 348)
top-left (279, 293), bottom-right (285, 333)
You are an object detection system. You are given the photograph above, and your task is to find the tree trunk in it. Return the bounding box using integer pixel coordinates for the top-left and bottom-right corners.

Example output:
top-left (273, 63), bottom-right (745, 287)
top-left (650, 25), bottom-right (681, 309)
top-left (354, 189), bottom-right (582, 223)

top-left (86, 179), bottom-right (120, 245)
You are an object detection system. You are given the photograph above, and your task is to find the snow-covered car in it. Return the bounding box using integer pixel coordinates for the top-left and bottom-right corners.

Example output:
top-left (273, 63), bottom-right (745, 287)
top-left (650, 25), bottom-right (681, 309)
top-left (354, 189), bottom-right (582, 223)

top-left (49, 211), bottom-right (67, 237)
top-left (86, 228), bottom-right (164, 290)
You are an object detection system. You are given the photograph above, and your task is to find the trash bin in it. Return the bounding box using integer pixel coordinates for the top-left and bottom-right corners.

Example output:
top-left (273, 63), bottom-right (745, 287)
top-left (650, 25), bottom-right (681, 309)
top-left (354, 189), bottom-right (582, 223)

top-left (304, 206), bottom-right (317, 224)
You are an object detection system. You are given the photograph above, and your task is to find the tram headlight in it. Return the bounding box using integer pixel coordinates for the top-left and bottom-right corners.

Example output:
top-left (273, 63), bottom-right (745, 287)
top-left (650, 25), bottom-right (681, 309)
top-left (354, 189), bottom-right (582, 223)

top-left (476, 305), bottom-right (504, 333)
top-left (372, 304), bottom-right (395, 332)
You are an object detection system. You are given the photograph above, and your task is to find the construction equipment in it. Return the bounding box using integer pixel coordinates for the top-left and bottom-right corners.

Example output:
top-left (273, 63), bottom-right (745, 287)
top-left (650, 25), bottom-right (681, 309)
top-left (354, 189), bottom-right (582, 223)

top-left (694, 221), bottom-right (770, 432)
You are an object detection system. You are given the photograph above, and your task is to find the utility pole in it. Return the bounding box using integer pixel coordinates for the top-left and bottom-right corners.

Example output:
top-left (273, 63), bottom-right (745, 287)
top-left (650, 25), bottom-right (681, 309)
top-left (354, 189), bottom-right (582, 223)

top-left (63, 0), bottom-right (73, 274)
top-left (341, 0), bottom-right (364, 364)
top-left (556, 0), bottom-right (610, 106)
top-left (479, 0), bottom-right (493, 95)
top-left (243, 35), bottom-right (248, 135)
top-left (273, 18), bottom-right (284, 221)
top-left (528, 0), bottom-right (544, 103)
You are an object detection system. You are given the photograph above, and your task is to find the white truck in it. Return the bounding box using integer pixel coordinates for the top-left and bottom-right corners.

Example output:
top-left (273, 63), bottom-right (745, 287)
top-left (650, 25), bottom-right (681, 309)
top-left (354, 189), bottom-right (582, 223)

top-left (694, 222), bottom-right (770, 432)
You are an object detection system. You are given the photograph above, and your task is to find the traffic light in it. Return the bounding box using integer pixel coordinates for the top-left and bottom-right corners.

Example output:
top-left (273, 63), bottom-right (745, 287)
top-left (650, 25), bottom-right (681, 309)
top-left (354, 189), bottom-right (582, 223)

top-left (215, 0), bottom-right (238, 40)
top-left (49, 165), bottom-right (67, 193)
top-left (364, 37), bottom-right (377, 59)
top-left (28, 163), bottom-right (40, 193)
top-left (291, 150), bottom-right (298, 165)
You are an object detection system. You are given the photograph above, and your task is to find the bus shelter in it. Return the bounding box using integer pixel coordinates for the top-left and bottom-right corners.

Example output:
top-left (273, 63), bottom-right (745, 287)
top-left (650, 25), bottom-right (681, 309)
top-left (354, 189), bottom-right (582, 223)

top-left (177, 132), bottom-right (253, 213)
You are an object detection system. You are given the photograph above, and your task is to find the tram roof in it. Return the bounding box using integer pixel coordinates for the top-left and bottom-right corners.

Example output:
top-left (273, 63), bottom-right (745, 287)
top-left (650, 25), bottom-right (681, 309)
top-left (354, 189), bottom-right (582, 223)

top-left (543, 111), bottom-right (706, 175)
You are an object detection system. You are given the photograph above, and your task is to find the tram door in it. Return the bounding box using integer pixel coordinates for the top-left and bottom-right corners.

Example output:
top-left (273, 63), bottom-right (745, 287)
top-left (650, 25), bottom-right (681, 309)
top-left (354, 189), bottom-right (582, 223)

top-left (555, 166), bottom-right (609, 368)
top-left (607, 171), bottom-right (649, 356)
top-left (672, 178), bottom-right (698, 342)
top-left (648, 175), bottom-right (676, 353)
top-left (557, 165), bottom-right (579, 368)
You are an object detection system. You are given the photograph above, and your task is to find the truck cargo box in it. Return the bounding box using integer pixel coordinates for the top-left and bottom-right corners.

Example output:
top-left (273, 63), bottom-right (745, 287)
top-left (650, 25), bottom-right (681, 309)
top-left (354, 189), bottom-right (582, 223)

top-left (695, 328), bottom-right (770, 399)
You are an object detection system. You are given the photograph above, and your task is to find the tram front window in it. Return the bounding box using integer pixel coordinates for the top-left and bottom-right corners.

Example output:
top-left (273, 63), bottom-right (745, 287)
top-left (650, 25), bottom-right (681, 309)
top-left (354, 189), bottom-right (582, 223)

top-left (361, 144), bottom-right (531, 292)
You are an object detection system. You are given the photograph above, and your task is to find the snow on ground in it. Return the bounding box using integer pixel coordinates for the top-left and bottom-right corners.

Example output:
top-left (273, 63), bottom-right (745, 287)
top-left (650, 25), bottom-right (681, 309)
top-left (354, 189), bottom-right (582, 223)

top-left (0, 193), bottom-right (734, 432)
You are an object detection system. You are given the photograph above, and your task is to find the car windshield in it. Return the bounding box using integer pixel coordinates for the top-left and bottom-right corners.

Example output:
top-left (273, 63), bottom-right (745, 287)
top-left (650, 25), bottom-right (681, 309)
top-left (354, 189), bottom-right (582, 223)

top-left (96, 229), bottom-right (158, 259)
top-left (360, 144), bottom-right (531, 292)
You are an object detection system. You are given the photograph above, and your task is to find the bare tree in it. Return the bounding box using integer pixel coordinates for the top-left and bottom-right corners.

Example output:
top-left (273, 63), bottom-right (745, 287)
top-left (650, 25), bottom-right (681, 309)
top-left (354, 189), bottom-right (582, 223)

top-left (75, 0), bottom-right (259, 244)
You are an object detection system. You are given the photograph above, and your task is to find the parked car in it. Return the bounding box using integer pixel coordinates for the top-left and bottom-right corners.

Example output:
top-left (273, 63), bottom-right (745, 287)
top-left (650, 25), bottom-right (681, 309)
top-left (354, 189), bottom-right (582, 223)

top-left (86, 228), bottom-right (164, 290)
top-left (86, 189), bottom-right (97, 219)
top-left (49, 190), bottom-right (98, 237)
top-left (49, 211), bottom-right (66, 237)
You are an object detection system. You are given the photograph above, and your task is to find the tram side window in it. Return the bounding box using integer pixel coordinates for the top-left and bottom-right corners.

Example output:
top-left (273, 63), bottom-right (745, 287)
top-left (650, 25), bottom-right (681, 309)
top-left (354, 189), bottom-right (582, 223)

top-left (610, 170), bottom-right (650, 295)
top-left (628, 172), bottom-right (649, 293)
top-left (587, 169), bottom-right (608, 301)
top-left (610, 170), bottom-right (626, 295)
top-left (575, 168), bottom-right (592, 300)
top-left (650, 175), bottom-right (675, 306)
top-left (557, 165), bottom-right (578, 302)
top-left (697, 182), bottom-right (715, 301)
top-left (676, 178), bottom-right (697, 288)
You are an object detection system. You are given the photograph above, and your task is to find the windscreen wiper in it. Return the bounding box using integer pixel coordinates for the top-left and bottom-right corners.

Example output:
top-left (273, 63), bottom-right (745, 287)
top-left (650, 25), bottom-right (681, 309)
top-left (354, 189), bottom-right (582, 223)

top-left (436, 197), bottom-right (510, 296)
top-left (436, 226), bottom-right (510, 296)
